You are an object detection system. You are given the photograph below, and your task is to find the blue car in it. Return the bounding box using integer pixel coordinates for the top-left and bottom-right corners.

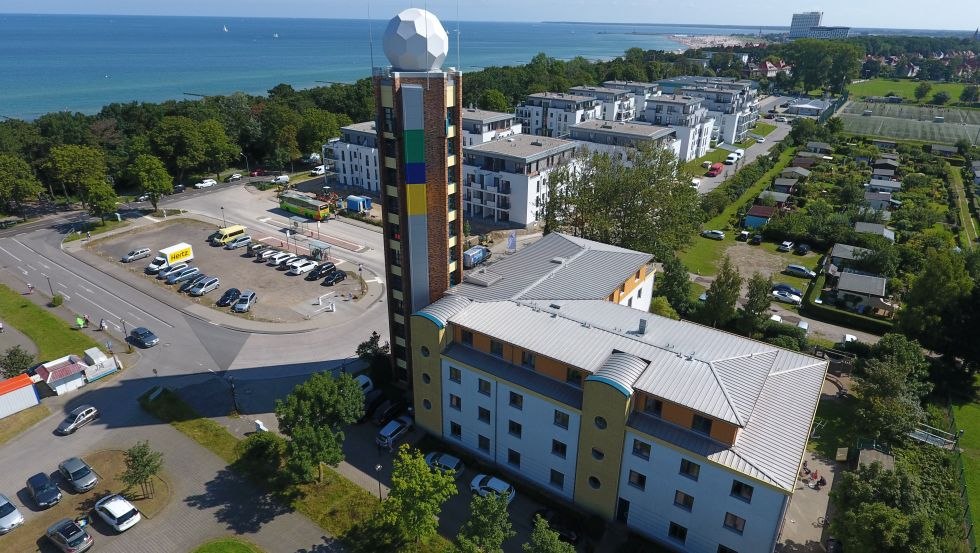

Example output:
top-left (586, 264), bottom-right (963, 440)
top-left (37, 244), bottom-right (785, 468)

top-left (129, 327), bottom-right (159, 348)
top-left (772, 283), bottom-right (803, 298)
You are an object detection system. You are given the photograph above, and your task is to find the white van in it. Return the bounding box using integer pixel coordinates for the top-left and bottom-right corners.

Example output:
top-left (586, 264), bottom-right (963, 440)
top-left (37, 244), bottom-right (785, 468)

top-left (724, 153), bottom-right (739, 165)
top-left (734, 148), bottom-right (745, 158)
top-left (271, 175), bottom-right (290, 185)
top-left (376, 416), bottom-right (413, 451)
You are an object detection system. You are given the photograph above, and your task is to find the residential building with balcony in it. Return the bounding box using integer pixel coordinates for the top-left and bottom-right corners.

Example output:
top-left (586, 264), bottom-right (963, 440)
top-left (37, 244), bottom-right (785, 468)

top-left (569, 85), bottom-right (636, 122)
top-left (516, 92), bottom-right (602, 138)
top-left (644, 95), bottom-right (714, 162)
top-left (410, 233), bottom-right (827, 553)
top-left (658, 76), bottom-right (760, 145)
top-left (332, 121), bottom-right (381, 193)
top-left (602, 81), bottom-right (660, 120)
top-left (462, 134), bottom-right (576, 226)
top-left (461, 108), bottom-right (522, 147)
top-left (569, 119), bottom-right (681, 163)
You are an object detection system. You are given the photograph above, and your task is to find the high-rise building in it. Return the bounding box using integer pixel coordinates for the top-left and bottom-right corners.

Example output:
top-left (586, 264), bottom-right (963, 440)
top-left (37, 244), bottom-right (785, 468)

top-left (789, 11), bottom-right (823, 38)
top-left (375, 9), bottom-right (464, 383)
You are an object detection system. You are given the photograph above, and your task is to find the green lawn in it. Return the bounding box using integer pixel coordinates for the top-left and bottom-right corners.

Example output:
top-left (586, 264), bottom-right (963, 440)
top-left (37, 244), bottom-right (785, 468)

top-left (0, 404), bottom-right (50, 446)
top-left (140, 388), bottom-right (240, 464)
top-left (808, 396), bottom-right (861, 459)
top-left (0, 283), bottom-right (100, 360)
top-left (953, 399), bottom-right (980, 534)
top-left (848, 78), bottom-right (968, 104)
top-left (63, 217), bottom-right (131, 242)
top-left (682, 148), bottom-right (732, 175)
top-left (753, 122), bottom-right (777, 137)
top-left (947, 167), bottom-right (978, 249)
top-left (192, 538), bottom-right (265, 553)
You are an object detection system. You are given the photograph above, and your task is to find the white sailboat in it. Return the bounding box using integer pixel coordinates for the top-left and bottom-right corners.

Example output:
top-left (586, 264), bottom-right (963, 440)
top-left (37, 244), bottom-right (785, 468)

top-left (223, 25), bottom-right (229, 32)
top-left (273, 32), bottom-right (279, 39)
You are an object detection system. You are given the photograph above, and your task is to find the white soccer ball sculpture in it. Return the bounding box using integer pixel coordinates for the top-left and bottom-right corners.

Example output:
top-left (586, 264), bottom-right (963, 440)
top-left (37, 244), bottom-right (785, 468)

top-left (382, 8), bottom-right (449, 72)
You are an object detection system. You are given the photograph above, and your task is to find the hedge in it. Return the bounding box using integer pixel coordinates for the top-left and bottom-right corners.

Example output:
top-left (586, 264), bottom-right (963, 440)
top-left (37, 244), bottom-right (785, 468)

top-left (801, 275), bottom-right (895, 335)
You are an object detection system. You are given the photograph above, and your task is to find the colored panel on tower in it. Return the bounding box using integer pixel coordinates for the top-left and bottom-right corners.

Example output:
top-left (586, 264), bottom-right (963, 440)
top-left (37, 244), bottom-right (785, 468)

top-left (400, 85), bottom-right (425, 129)
top-left (405, 183), bottom-right (427, 216)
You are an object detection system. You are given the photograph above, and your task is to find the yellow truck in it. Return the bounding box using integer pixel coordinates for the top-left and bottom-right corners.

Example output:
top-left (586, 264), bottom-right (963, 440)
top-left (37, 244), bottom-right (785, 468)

top-left (145, 242), bottom-right (194, 274)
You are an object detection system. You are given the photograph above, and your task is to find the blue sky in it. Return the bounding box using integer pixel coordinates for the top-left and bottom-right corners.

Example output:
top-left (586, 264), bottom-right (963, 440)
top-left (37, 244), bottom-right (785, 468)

top-left (1, 0), bottom-right (973, 30)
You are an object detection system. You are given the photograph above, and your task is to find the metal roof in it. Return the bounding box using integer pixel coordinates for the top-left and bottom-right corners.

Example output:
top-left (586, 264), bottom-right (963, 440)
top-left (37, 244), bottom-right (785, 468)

top-left (463, 134), bottom-right (576, 163)
top-left (781, 167), bottom-right (811, 177)
top-left (773, 178), bottom-right (798, 188)
top-left (837, 271), bottom-right (887, 296)
top-left (461, 108), bottom-right (514, 124)
top-left (587, 352), bottom-right (650, 397)
top-left (830, 243), bottom-right (872, 261)
top-left (758, 191), bottom-right (790, 203)
top-left (854, 222), bottom-right (895, 240)
top-left (417, 295), bottom-right (471, 328)
top-left (570, 119), bottom-right (675, 141)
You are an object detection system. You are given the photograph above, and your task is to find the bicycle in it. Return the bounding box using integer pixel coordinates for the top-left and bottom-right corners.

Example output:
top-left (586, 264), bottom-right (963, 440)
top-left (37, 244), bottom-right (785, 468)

top-left (815, 515), bottom-right (831, 528)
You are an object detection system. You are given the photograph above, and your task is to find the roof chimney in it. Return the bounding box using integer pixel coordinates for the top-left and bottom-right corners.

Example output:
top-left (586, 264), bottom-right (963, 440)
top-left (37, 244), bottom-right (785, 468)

top-left (638, 319), bottom-right (647, 335)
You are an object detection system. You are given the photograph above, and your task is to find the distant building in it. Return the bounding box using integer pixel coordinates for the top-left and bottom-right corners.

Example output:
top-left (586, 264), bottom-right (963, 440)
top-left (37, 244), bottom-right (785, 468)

top-left (517, 92), bottom-right (602, 138)
top-left (854, 222), bottom-right (896, 242)
top-left (789, 11), bottom-right (823, 38)
top-left (569, 85), bottom-right (637, 122)
top-left (864, 191), bottom-right (894, 211)
top-left (570, 119), bottom-right (681, 163)
top-left (866, 178), bottom-right (902, 194)
top-left (931, 144), bottom-right (959, 158)
top-left (772, 178), bottom-right (798, 194)
top-left (835, 271), bottom-right (888, 310)
top-left (332, 121), bottom-right (380, 193)
top-left (787, 99), bottom-right (833, 118)
top-left (826, 243), bottom-right (874, 276)
top-left (644, 95), bottom-right (715, 162)
top-left (460, 108), bottom-right (522, 147)
top-left (809, 26), bottom-right (851, 39)
top-left (744, 204), bottom-right (777, 229)
top-left (602, 81), bottom-right (660, 120)
top-left (657, 76), bottom-right (760, 144)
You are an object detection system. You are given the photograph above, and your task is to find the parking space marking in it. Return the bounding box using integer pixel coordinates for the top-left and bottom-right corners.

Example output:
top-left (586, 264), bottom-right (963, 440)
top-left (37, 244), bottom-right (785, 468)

top-left (0, 244), bottom-right (22, 262)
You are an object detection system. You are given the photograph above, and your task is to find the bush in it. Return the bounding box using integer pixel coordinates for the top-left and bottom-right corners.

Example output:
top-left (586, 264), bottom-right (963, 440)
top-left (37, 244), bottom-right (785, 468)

top-left (233, 432), bottom-right (286, 484)
top-left (50, 294), bottom-right (63, 307)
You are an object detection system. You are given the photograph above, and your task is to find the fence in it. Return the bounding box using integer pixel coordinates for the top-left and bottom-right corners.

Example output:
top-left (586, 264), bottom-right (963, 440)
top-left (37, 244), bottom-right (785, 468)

top-left (818, 90), bottom-right (850, 124)
top-left (945, 399), bottom-right (978, 553)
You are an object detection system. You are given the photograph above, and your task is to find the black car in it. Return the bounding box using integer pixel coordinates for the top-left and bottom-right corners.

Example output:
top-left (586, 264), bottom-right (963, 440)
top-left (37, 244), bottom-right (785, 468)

top-left (531, 509), bottom-right (579, 544)
top-left (749, 234), bottom-right (762, 245)
top-left (27, 473), bottom-right (62, 509)
top-left (371, 399), bottom-right (407, 427)
top-left (794, 243), bottom-right (811, 255)
top-left (322, 270), bottom-right (347, 286)
top-left (772, 283), bottom-right (804, 297)
top-left (306, 262), bottom-right (336, 281)
top-left (245, 243), bottom-right (268, 258)
top-left (216, 288), bottom-right (242, 307)
top-left (179, 273), bottom-right (209, 293)
top-left (359, 389), bottom-right (386, 423)
top-left (171, 184), bottom-right (186, 193)
top-left (129, 327), bottom-right (159, 348)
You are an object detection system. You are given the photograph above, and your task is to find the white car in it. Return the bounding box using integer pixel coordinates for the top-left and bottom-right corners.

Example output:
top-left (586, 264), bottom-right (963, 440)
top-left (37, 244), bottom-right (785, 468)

top-left (271, 175), bottom-right (290, 185)
top-left (226, 173), bottom-right (242, 182)
top-left (310, 165), bottom-right (325, 176)
top-left (287, 259), bottom-right (318, 275)
top-left (470, 474), bottom-right (516, 504)
top-left (266, 251), bottom-right (292, 266)
top-left (94, 494), bottom-right (141, 533)
top-left (772, 290), bottom-right (803, 306)
top-left (775, 116), bottom-right (788, 122)
top-left (426, 452), bottom-right (465, 477)
top-left (701, 230), bottom-right (725, 240)
top-left (777, 241), bottom-right (794, 252)
top-left (0, 493), bottom-right (24, 534)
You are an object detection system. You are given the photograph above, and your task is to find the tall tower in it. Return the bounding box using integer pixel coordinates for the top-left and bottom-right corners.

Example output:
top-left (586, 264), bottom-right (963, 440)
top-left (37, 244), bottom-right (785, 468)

top-left (375, 9), bottom-right (464, 385)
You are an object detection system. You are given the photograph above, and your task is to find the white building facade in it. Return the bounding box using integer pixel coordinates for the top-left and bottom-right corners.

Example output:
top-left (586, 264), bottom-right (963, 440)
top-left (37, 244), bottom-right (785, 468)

top-left (332, 121), bottom-right (380, 193)
top-left (569, 86), bottom-right (636, 122)
top-left (658, 77), bottom-right (759, 145)
top-left (603, 81), bottom-right (661, 120)
top-left (461, 108), bottom-right (522, 147)
top-left (517, 92), bottom-right (602, 138)
top-left (644, 95), bottom-right (714, 162)
top-left (569, 119), bottom-right (682, 165)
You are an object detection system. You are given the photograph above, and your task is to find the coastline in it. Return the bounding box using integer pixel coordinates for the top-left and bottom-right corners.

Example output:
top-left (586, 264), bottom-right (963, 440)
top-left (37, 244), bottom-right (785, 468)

top-left (668, 34), bottom-right (767, 50)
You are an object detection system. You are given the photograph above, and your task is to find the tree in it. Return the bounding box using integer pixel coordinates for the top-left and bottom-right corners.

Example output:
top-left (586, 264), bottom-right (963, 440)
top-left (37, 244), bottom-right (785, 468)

top-left (381, 445), bottom-right (457, 544)
top-left (825, 116), bottom-right (844, 135)
top-left (85, 179), bottom-right (118, 223)
top-left (930, 91), bottom-right (950, 105)
top-left (233, 432), bottom-right (286, 483)
top-left (129, 154), bottom-right (172, 210)
top-left (44, 144), bottom-right (108, 205)
top-left (656, 254), bottom-right (692, 315)
top-left (283, 424), bottom-right (341, 483)
top-left (151, 116), bottom-right (205, 185)
top-left (198, 119), bottom-right (240, 179)
top-left (898, 248), bottom-right (974, 356)
top-left (456, 492), bottom-right (514, 553)
top-left (0, 345), bottom-right (35, 378)
top-left (649, 296), bottom-right (680, 320)
top-left (120, 440), bottom-right (164, 498)
top-left (700, 256), bottom-right (741, 328)
top-left (960, 84), bottom-right (979, 103)
top-left (479, 89), bottom-right (510, 112)
top-left (523, 515), bottom-right (576, 553)
top-left (740, 272), bottom-right (773, 335)
top-left (297, 108), bottom-right (350, 157)
top-left (357, 331), bottom-right (391, 388)
top-left (0, 154), bottom-right (43, 219)
top-left (914, 82), bottom-right (932, 101)
top-left (853, 335), bottom-right (932, 441)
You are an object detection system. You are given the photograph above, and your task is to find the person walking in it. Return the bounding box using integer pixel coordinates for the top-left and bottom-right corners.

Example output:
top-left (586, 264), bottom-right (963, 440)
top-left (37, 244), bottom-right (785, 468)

top-left (27, 283), bottom-right (34, 294)
top-left (84, 314), bottom-right (91, 328)
top-left (0, 320), bottom-right (4, 333)
top-left (86, 231), bottom-right (91, 240)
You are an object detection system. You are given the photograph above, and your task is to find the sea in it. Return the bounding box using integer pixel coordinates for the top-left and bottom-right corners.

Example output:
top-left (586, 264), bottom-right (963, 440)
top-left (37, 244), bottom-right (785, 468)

top-left (0, 14), bottom-right (972, 120)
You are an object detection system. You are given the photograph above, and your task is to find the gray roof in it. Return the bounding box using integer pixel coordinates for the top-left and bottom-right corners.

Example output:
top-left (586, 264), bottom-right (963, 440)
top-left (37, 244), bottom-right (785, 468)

top-left (417, 295), bottom-right (471, 328)
top-left (781, 167), bottom-right (811, 177)
top-left (648, 95), bottom-right (703, 106)
top-left (873, 168), bottom-right (895, 177)
top-left (837, 271), bottom-right (887, 296)
top-left (866, 178), bottom-right (902, 191)
top-left (864, 191), bottom-right (892, 201)
top-left (874, 159), bottom-right (900, 168)
top-left (342, 121), bottom-right (376, 133)
top-left (461, 108), bottom-right (514, 124)
top-left (442, 298), bottom-right (826, 492)
top-left (932, 144), bottom-right (958, 153)
top-left (759, 191), bottom-right (790, 203)
top-left (830, 243), bottom-right (872, 262)
top-left (807, 141), bottom-right (833, 151)
top-left (527, 91), bottom-right (595, 103)
top-left (464, 134), bottom-right (576, 163)
top-left (854, 221), bottom-right (896, 240)
top-left (449, 233), bottom-right (651, 303)
top-left (773, 178), bottom-right (798, 188)
top-left (569, 85), bottom-right (629, 97)
top-left (571, 119), bottom-right (675, 141)
top-left (602, 80), bottom-right (658, 91)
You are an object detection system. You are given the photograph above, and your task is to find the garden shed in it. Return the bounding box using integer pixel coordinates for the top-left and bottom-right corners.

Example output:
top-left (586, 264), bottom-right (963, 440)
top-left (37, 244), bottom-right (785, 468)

top-left (0, 374), bottom-right (40, 419)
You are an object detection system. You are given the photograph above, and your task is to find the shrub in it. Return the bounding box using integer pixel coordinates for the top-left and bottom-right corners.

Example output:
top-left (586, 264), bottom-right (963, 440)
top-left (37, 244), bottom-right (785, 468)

top-left (233, 432), bottom-right (286, 484)
top-left (50, 294), bottom-right (64, 307)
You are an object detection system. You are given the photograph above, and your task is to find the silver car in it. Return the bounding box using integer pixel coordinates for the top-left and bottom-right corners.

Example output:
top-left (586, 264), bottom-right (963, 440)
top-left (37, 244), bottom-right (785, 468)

top-left (120, 247), bottom-right (151, 263)
top-left (46, 518), bottom-right (93, 553)
top-left (157, 262), bottom-right (189, 280)
top-left (0, 493), bottom-right (24, 534)
top-left (165, 266), bottom-right (200, 285)
top-left (189, 276), bottom-right (220, 296)
top-left (58, 457), bottom-right (99, 493)
top-left (56, 404), bottom-right (99, 435)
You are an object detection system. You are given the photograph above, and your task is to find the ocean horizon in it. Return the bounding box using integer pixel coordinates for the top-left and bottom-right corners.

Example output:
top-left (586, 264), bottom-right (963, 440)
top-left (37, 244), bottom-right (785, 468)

top-left (0, 13), bottom-right (973, 121)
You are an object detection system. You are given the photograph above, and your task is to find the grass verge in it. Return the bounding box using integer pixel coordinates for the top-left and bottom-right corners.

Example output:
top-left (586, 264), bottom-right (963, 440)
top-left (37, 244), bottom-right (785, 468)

top-left (808, 396), bottom-right (860, 459)
top-left (952, 400), bottom-right (980, 534)
top-left (847, 78), bottom-right (967, 104)
top-left (193, 538), bottom-right (266, 553)
top-left (0, 283), bottom-right (100, 360)
top-left (0, 403), bottom-right (50, 446)
top-left (63, 218), bottom-right (130, 242)
top-left (948, 167), bottom-right (978, 249)
top-left (139, 388), bottom-right (240, 464)
top-left (754, 122), bottom-right (778, 137)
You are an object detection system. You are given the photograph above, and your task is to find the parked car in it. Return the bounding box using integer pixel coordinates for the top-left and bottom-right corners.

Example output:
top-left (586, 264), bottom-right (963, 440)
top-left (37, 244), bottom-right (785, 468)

top-left (531, 509), bottom-right (579, 544)
top-left (0, 493), bottom-right (25, 534)
top-left (322, 270), bottom-right (347, 286)
top-left (94, 494), bottom-right (141, 533)
top-left (58, 457), bottom-right (98, 493)
top-left (310, 165), bottom-right (325, 176)
top-left (266, 251), bottom-right (292, 266)
top-left (306, 262), bottom-right (336, 280)
top-left (249, 168), bottom-right (268, 177)
top-left (724, 153), bottom-right (738, 165)
top-left (785, 264), bottom-right (817, 279)
top-left (359, 389), bottom-right (385, 423)
top-left (216, 288), bottom-right (241, 307)
top-left (165, 266), bottom-right (200, 285)
top-left (179, 273), bottom-right (209, 293)
top-left (271, 175), bottom-right (290, 185)
top-left (171, 184), bottom-right (186, 193)
top-left (246, 243), bottom-right (268, 257)
top-left (136, 194), bottom-right (150, 202)
top-left (277, 254), bottom-right (302, 270)
top-left (356, 374), bottom-right (374, 394)
top-left (56, 405), bottom-right (99, 435)
top-left (736, 231), bottom-right (750, 241)
top-left (371, 399), bottom-right (407, 427)
top-left (27, 473), bottom-right (62, 509)
top-left (224, 235), bottom-right (252, 250)
top-left (288, 259), bottom-right (318, 275)
top-left (425, 452), bottom-right (465, 477)
top-left (470, 474), bottom-right (516, 504)
top-left (189, 277), bottom-right (220, 296)
top-left (193, 180), bottom-right (215, 189)
top-left (701, 230), bottom-right (725, 240)
top-left (749, 234), bottom-right (763, 245)
top-left (375, 416), bottom-right (413, 451)
top-left (225, 173), bottom-right (242, 182)
top-left (121, 247), bottom-right (151, 263)
top-left (772, 283), bottom-right (803, 297)
top-left (794, 243), bottom-right (811, 255)
top-left (775, 116), bottom-right (788, 122)
top-left (777, 241), bottom-right (794, 252)
top-left (157, 261), bottom-right (190, 280)
top-left (130, 327), bottom-right (159, 348)
top-left (46, 518), bottom-right (93, 553)
top-left (232, 290), bottom-right (257, 313)
top-left (797, 320), bottom-right (810, 335)
top-left (257, 248), bottom-right (280, 262)
top-left (772, 290), bottom-right (803, 306)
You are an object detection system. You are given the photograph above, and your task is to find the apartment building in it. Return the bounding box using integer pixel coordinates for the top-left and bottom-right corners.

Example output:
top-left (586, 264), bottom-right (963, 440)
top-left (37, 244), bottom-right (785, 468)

top-left (808, 26), bottom-right (850, 39)
top-left (461, 108), bottom-right (522, 147)
top-left (602, 81), bottom-right (660, 120)
top-left (658, 76), bottom-right (759, 145)
top-left (411, 233), bottom-right (827, 553)
top-left (569, 85), bottom-right (636, 122)
top-left (644, 95), bottom-right (714, 162)
top-left (332, 121), bottom-right (381, 193)
top-left (516, 92), bottom-right (602, 138)
top-left (462, 134), bottom-right (576, 226)
top-left (789, 11), bottom-right (823, 38)
top-left (569, 119), bottom-right (681, 163)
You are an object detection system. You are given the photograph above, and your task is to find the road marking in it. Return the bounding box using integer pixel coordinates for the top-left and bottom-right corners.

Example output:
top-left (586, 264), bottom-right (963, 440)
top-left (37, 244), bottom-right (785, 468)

top-left (57, 282), bottom-right (67, 289)
top-left (25, 263), bottom-right (36, 271)
top-left (257, 217), bottom-right (271, 223)
top-left (0, 245), bottom-right (22, 262)
top-left (77, 293), bottom-right (121, 320)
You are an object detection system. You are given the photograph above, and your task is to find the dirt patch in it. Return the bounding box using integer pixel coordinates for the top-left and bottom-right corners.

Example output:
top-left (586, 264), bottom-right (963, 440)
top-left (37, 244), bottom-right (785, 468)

top-left (725, 242), bottom-right (796, 280)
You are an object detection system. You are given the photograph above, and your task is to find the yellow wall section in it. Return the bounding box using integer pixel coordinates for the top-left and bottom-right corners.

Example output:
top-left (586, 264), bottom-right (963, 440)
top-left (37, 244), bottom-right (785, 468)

top-left (411, 314), bottom-right (448, 435)
top-left (446, 85), bottom-right (455, 106)
top-left (381, 86), bottom-right (393, 108)
top-left (456, 326), bottom-right (574, 385)
top-left (635, 391), bottom-right (740, 446)
top-left (574, 380), bottom-right (631, 519)
top-left (612, 266), bottom-right (647, 303)
top-left (405, 183), bottom-right (427, 216)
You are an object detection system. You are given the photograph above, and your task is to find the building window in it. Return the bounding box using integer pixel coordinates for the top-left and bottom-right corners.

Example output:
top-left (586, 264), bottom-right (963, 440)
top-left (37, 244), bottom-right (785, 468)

top-left (553, 410), bottom-right (569, 429)
top-left (718, 546), bottom-right (739, 553)
top-left (588, 476), bottom-right (601, 489)
top-left (478, 378), bottom-right (491, 396)
top-left (508, 449), bottom-right (521, 467)
top-left (478, 407), bottom-right (491, 423)
top-left (509, 392), bottom-right (523, 410)
top-left (461, 330), bottom-right (473, 345)
top-left (591, 448), bottom-right (604, 460)
top-left (552, 440), bottom-right (567, 459)
top-left (643, 397), bottom-right (663, 417)
top-left (566, 368), bottom-right (583, 387)
top-left (423, 399), bottom-right (432, 410)
top-left (628, 470), bottom-right (647, 490)
top-left (680, 459), bottom-right (700, 481)
top-left (422, 373), bottom-right (431, 384)
top-left (724, 513), bottom-right (746, 535)
top-left (674, 490), bottom-right (695, 511)
top-left (449, 366), bottom-right (461, 383)
top-left (692, 414), bottom-right (713, 436)
top-left (594, 416), bottom-right (607, 430)
top-left (550, 469), bottom-right (565, 489)
top-left (632, 439), bottom-right (651, 460)
top-left (668, 522), bottom-right (688, 543)
top-left (450, 421), bottom-right (461, 439)
top-left (490, 340), bottom-right (503, 356)
top-left (449, 394), bottom-right (461, 411)
top-left (508, 420), bottom-right (522, 438)
top-left (420, 346), bottom-right (430, 357)
top-left (731, 481), bottom-right (754, 503)
top-left (478, 434), bottom-right (490, 452)
top-left (521, 350), bottom-right (535, 368)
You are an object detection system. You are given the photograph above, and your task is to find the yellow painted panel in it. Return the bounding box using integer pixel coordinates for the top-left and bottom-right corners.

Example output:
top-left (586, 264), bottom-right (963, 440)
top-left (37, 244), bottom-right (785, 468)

top-left (389, 239), bottom-right (401, 250)
top-left (446, 85), bottom-right (455, 107)
top-left (394, 313), bottom-right (405, 324)
top-left (574, 379), bottom-right (631, 520)
top-left (447, 125), bottom-right (456, 139)
top-left (448, 182), bottom-right (457, 195)
top-left (448, 235), bottom-right (457, 248)
top-left (448, 209), bottom-right (457, 222)
top-left (395, 336), bottom-right (406, 347)
top-left (406, 183), bottom-right (427, 216)
top-left (447, 155), bottom-right (456, 167)
top-left (396, 357), bottom-right (407, 368)
top-left (384, 131), bottom-right (395, 140)
top-left (449, 261), bottom-right (457, 273)
top-left (392, 288), bottom-right (403, 300)
top-left (381, 86), bottom-right (393, 108)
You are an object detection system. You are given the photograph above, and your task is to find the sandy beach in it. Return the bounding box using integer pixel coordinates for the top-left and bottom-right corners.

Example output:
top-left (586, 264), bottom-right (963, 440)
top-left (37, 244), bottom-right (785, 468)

top-left (670, 34), bottom-right (766, 50)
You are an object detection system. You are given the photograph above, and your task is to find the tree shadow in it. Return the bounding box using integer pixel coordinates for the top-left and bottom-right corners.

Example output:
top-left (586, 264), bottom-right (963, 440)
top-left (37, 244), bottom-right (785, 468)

top-left (292, 535), bottom-right (346, 553)
top-left (777, 539), bottom-right (825, 553)
top-left (183, 468), bottom-right (290, 534)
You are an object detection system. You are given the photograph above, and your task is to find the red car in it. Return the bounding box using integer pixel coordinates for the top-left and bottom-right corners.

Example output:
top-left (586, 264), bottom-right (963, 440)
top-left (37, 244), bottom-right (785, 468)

top-left (249, 168), bottom-right (268, 177)
top-left (705, 162), bottom-right (724, 177)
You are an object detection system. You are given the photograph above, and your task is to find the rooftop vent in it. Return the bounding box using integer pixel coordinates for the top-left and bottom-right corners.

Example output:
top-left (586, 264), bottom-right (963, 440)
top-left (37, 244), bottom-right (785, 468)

top-left (549, 303), bottom-right (562, 310)
top-left (530, 140), bottom-right (543, 147)
top-left (638, 319), bottom-right (647, 335)
top-left (550, 256), bottom-right (567, 264)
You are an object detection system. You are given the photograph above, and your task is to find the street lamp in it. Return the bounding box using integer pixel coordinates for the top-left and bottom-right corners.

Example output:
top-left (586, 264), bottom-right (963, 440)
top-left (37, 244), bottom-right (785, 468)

top-left (121, 319), bottom-right (132, 353)
top-left (375, 463), bottom-right (383, 504)
top-left (239, 152), bottom-right (249, 174)
top-left (220, 206), bottom-right (226, 228)
top-left (46, 276), bottom-right (55, 297)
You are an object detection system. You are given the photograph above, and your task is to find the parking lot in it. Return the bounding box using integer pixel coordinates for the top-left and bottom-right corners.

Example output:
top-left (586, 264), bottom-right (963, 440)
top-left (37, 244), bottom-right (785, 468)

top-left (86, 217), bottom-right (363, 323)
